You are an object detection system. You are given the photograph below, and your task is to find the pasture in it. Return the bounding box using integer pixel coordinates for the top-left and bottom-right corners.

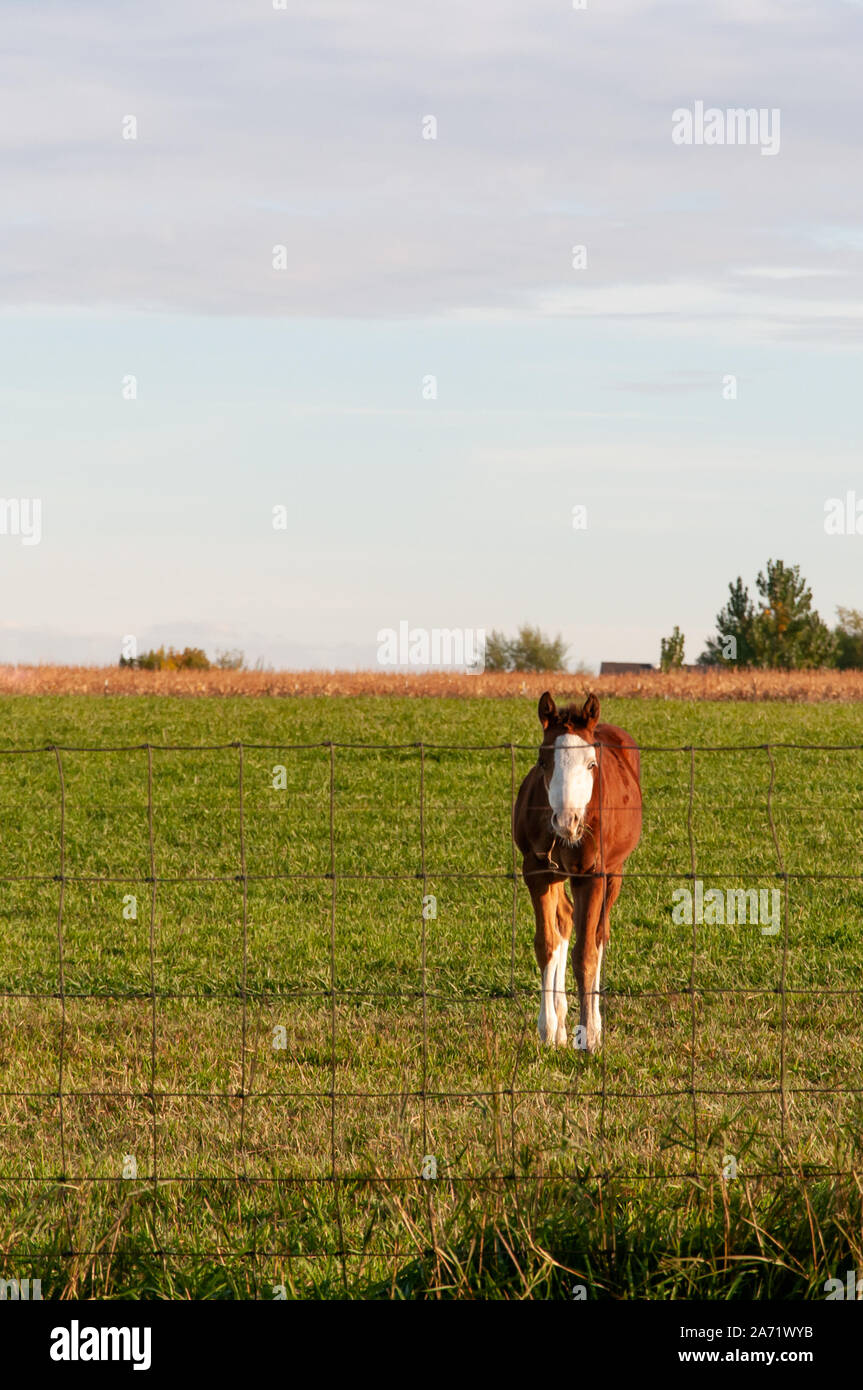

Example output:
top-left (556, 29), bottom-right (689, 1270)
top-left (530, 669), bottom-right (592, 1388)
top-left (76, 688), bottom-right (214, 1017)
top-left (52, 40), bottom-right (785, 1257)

top-left (0, 693), bottom-right (861, 1299)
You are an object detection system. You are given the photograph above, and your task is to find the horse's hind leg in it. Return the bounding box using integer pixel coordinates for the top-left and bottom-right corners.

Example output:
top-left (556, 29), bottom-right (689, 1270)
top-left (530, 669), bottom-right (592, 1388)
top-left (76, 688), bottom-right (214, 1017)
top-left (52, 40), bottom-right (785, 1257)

top-left (591, 875), bottom-right (621, 1046)
top-left (572, 873), bottom-right (622, 1052)
top-left (553, 885), bottom-right (574, 1045)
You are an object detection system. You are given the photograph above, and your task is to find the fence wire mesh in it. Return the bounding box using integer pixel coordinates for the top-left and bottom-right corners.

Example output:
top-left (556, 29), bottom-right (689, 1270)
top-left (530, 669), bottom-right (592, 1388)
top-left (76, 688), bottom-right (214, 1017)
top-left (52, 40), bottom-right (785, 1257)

top-left (0, 738), bottom-right (861, 1274)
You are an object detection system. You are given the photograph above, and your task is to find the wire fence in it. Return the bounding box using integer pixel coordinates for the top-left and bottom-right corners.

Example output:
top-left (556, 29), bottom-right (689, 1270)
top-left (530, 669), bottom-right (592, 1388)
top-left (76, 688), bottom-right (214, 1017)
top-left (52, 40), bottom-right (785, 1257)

top-left (0, 738), bottom-right (861, 1276)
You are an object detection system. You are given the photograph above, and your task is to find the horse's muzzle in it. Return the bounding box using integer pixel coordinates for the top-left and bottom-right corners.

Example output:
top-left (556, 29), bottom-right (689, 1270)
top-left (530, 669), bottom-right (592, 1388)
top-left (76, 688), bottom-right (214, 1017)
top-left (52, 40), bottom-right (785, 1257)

top-left (552, 812), bottom-right (584, 845)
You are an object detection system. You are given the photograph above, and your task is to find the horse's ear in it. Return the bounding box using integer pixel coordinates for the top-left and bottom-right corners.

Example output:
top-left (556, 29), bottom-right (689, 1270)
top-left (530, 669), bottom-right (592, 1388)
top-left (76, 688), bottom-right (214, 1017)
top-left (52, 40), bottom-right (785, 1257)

top-left (538, 691), bottom-right (557, 729)
top-left (582, 693), bottom-right (600, 729)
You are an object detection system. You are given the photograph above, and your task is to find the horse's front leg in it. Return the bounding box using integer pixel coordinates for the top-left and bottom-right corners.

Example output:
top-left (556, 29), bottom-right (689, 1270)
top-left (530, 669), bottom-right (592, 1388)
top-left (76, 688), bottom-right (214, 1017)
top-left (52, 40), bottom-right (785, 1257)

top-left (570, 876), bottom-right (608, 1054)
top-left (553, 886), bottom-right (574, 1045)
top-left (523, 853), bottom-right (567, 1045)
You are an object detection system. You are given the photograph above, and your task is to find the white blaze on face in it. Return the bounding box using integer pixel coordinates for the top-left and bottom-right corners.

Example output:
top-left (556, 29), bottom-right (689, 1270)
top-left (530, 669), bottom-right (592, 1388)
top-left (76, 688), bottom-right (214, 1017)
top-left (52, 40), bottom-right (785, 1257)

top-left (548, 733), bottom-right (596, 843)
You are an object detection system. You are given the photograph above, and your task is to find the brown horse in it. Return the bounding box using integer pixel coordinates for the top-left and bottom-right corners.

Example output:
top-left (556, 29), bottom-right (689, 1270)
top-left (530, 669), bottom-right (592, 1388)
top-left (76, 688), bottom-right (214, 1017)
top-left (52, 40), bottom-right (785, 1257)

top-left (513, 692), bottom-right (642, 1051)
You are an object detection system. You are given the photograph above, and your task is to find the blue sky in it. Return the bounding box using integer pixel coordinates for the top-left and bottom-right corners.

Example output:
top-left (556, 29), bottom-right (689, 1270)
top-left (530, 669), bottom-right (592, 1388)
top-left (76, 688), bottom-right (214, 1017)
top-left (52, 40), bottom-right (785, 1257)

top-left (1, 0), bottom-right (861, 669)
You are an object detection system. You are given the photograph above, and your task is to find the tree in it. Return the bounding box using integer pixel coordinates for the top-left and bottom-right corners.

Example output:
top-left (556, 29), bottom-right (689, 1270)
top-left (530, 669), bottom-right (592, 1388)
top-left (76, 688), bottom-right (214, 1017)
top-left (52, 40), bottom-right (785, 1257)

top-left (659, 626), bottom-right (685, 672)
top-left (749, 560), bottom-right (836, 669)
top-left (122, 645), bottom-right (212, 671)
top-left (214, 648), bottom-right (246, 670)
top-left (484, 630), bottom-right (512, 672)
top-left (699, 577), bottom-right (757, 665)
top-left (699, 561), bottom-right (836, 669)
top-left (835, 606), bottom-right (863, 669)
top-left (174, 646), bottom-right (211, 670)
top-left (484, 624), bottom-right (569, 672)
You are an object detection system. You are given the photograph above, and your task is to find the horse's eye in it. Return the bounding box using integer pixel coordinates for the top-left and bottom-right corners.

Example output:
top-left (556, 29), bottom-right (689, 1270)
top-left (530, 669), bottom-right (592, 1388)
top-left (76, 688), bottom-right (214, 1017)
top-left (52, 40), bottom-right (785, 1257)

top-left (588, 760), bottom-right (597, 770)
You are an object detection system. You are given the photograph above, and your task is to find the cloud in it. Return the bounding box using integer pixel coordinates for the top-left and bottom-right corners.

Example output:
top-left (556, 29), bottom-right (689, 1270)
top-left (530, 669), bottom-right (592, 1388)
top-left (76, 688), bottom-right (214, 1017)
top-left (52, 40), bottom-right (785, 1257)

top-left (0, 0), bottom-right (861, 338)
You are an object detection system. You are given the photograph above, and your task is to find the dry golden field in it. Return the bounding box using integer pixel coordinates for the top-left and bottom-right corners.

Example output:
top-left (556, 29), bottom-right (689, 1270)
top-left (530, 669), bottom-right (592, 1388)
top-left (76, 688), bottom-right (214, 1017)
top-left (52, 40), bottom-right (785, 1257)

top-left (1, 663), bottom-right (863, 700)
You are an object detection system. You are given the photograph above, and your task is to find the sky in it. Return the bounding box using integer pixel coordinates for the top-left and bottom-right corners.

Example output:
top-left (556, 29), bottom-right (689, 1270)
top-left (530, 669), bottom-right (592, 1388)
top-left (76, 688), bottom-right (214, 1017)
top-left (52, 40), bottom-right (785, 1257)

top-left (1, 0), bottom-right (862, 670)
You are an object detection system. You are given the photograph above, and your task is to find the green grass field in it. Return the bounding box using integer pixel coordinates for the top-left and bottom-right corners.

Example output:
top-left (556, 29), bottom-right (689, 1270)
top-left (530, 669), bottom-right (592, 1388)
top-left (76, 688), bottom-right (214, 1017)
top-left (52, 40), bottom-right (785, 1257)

top-left (0, 694), bottom-right (861, 1299)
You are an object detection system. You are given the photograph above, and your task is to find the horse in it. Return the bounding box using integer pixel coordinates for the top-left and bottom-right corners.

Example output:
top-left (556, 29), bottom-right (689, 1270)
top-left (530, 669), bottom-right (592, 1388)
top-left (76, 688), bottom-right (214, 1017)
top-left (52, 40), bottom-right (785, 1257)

top-left (513, 692), bottom-right (642, 1051)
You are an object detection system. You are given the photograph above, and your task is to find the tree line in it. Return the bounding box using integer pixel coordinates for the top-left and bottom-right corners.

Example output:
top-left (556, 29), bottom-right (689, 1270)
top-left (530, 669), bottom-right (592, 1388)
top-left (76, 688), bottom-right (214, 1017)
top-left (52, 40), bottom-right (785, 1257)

top-left (119, 560), bottom-right (860, 674)
top-left (119, 646), bottom-right (246, 671)
top-left (669, 559), bottom-right (861, 671)
top-left (488, 561), bottom-right (862, 673)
